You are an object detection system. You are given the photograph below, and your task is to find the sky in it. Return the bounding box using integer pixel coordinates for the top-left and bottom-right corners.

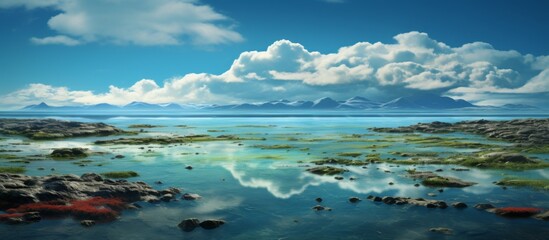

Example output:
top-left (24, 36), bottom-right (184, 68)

top-left (0, 0), bottom-right (548, 109)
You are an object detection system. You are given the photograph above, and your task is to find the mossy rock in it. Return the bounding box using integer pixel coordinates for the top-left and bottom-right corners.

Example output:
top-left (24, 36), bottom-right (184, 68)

top-left (306, 166), bottom-right (347, 175)
top-left (50, 148), bottom-right (89, 159)
top-left (101, 171), bottom-right (139, 178)
top-left (312, 158), bottom-right (366, 166)
top-left (422, 176), bottom-right (476, 188)
top-left (252, 144), bottom-right (295, 150)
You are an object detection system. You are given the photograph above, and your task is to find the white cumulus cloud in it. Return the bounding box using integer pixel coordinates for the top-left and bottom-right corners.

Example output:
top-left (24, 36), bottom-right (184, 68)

top-left (1, 31), bottom-right (548, 109)
top-left (2, 0), bottom-right (243, 46)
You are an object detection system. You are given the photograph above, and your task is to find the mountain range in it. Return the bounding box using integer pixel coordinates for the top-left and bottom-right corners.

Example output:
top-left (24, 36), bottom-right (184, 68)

top-left (19, 94), bottom-right (536, 111)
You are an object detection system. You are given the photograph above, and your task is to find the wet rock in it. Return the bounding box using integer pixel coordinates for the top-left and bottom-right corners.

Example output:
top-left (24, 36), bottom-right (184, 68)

top-left (334, 176), bottom-right (344, 180)
top-left (80, 220), bottom-right (96, 227)
top-left (160, 194), bottom-right (174, 202)
top-left (382, 196), bottom-right (395, 204)
top-left (534, 210), bottom-right (549, 220)
top-left (452, 202), bottom-right (468, 209)
top-left (475, 203), bottom-right (496, 210)
top-left (178, 218), bottom-right (200, 232)
top-left (349, 197), bottom-right (361, 203)
top-left (312, 205), bottom-right (331, 211)
top-left (306, 166), bottom-right (347, 176)
top-left (199, 219), bottom-right (225, 230)
top-left (0, 173), bottom-right (180, 210)
top-left (50, 148), bottom-right (88, 159)
top-left (22, 212), bottom-right (41, 222)
top-left (185, 166), bottom-right (193, 170)
top-left (429, 227), bottom-right (453, 235)
top-left (114, 155), bottom-right (125, 159)
top-left (315, 197), bottom-right (323, 203)
top-left (182, 193), bottom-right (201, 200)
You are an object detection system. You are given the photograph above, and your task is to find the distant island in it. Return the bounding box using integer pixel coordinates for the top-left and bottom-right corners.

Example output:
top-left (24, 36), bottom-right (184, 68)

top-left (19, 94), bottom-right (538, 111)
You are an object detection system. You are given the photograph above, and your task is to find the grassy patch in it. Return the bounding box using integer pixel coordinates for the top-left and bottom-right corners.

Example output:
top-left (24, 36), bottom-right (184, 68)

top-left (312, 157), bottom-right (367, 166)
top-left (101, 171), bottom-right (139, 178)
top-left (252, 144), bottom-right (295, 150)
top-left (496, 178), bottom-right (549, 190)
top-left (0, 166), bottom-right (26, 173)
top-left (337, 152), bottom-right (362, 158)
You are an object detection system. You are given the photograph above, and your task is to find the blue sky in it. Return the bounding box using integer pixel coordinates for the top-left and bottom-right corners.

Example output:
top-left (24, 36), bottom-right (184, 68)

top-left (0, 0), bottom-right (548, 108)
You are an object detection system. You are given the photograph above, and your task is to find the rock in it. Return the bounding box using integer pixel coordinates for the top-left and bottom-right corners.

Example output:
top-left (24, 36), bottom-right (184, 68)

top-left (22, 212), bottom-right (41, 222)
top-left (373, 196), bottom-right (382, 202)
top-left (312, 205), bottom-right (331, 211)
top-left (475, 203), bottom-right (496, 210)
top-left (306, 166), bottom-right (347, 176)
top-left (315, 197), bottom-right (323, 203)
top-left (114, 155), bottom-right (125, 159)
top-left (0, 173), bottom-right (180, 210)
top-left (155, 181), bottom-right (163, 185)
top-left (334, 176), bottom-right (344, 180)
top-left (199, 219), bottom-right (225, 230)
top-left (185, 166), bottom-right (193, 170)
top-left (382, 196), bottom-right (395, 204)
top-left (178, 218), bottom-right (200, 232)
top-left (0, 119), bottom-right (126, 140)
top-left (429, 227), bottom-right (453, 235)
top-left (160, 194), bottom-right (174, 202)
top-left (534, 210), bottom-right (549, 220)
top-left (50, 148), bottom-right (88, 159)
top-left (427, 193), bottom-right (437, 197)
top-left (81, 173), bottom-right (103, 182)
top-left (80, 220), bottom-right (96, 227)
top-left (182, 193), bottom-right (201, 200)
top-left (349, 197), bottom-right (361, 203)
top-left (452, 202), bottom-right (467, 209)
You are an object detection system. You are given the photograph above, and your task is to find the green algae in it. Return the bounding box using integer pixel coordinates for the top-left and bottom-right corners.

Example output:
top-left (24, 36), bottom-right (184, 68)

top-left (496, 178), bottom-right (549, 190)
top-left (0, 166), bottom-right (26, 173)
top-left (101, 171), bottom-right (139, 178)
top-left (252, 144), bottom-right (295, 150)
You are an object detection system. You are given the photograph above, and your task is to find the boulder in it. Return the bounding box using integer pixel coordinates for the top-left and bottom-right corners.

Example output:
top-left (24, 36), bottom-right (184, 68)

top-left (199, 219), bottom-right (225, 230)
top-left (178, 218), bottom-right (200, 232)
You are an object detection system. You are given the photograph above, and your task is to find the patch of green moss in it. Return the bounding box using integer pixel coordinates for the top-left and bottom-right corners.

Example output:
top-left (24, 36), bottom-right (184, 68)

top-left (95, 134), bottom-right (264, 145)
top-left (312, 157), bottom-right (366, 166)
top-left (0, 154), bottom-right (19, 159)
top-left (252, 144), bottom-right (295, 150)
top-left (0, 166), bottom-right (26, 173)
top-left (306, 166), bottom-right (347, 175)
top-left (337, 152), bottom-right (362, 158)
top-left (496, 178), bottom-right (549, 190)
top-left (361, 144), bottom-right (392, 149)
top-left (509, 145), bottom-right (549, 154)
top-left (207, 129), bottom-right (226, 132)
top-left (404, 136), bottom-right (494, 149)
top-left (101, 171), bottom-right (139, 178)
top-left (389, 151), bottom-right (439, 157)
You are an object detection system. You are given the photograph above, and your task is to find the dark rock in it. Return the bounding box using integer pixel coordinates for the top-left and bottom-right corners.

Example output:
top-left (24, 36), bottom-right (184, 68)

top-left (50, 148), bottom-right (88, 159)
top-left (81, 173), bottom-right (103, 182)
top-left (185, 166), bottom-right (193, 170)
top-left (312, 205), bottom-right (331, 211)
top-left (114, 155), bottom-right (125, 159)
top-left (199, 219), bottom-right (225, 230)
top-left (182, 193), bottom-right (201, 200)
top-left (22, 212), bottom-right (41, 222)
top-left (80, 220), bottom-right (96, 227)
top-left (452, 202), bottom-right (467, 209)
top-left (429, 227), bottom-right (453, 235)
top-left (178, 218), bottom-right (200, 232)
top-left (382, 196), bottom-right (395, 204)
top-left (349, 197), bottom-right (361, 203)
top-left (0, 119), bottom-right (126, 140)
top-left (160, 194), bottom-right (174, 202)
top-left (475, 203), bottom-right (496, 210)
top-left (315, 197), bottom-right (323, 203)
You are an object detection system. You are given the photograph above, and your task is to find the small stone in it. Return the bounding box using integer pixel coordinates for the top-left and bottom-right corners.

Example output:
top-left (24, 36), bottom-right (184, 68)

top-left (437, 189), bottom-right (444, 193)
top-left (349, 197), bottom-right (361, 203)
top-left (199, 219), bottom-right (225, 230)
top-left (178, 218), bottom-right (200, 232)
top-left (80, 220), bottom-right (96, 227)
top-left (334, 176), bottom-right (344, 180)
top-left (160, 194), bottom-right (173, 202)
top-left (114, 155), bottom-right (125, 159)
top-left (435, 169), bottom-right (443, 172)
top-left (155, 181), bottom-right (163, 184)
top-left (426, 203), bottom-right (437, 208)
top-left (312, 205), bottom-right (326, 211)
top-left (315, 197), bottom-right (323, 203)
top-left (185, 166), bottom-right (193, 170)
top-left (452, 202), bottom-right (467, 208)
top-left (182, 193), bottom-right (201, 200)
top-left (475, 203), bottom-right (495, 210)
top-left (414, 183), bottom-right (420, 187)
top-left (389, 182), bottom-right (394, 185)
top-left (429, 227), bottom-right (453, 235)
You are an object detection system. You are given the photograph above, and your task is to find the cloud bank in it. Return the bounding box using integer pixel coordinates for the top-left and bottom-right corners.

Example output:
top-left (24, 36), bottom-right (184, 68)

top-left (1, 31), bottom-right (548, 108)
top-left (1, 0), bottom-right (242, 46)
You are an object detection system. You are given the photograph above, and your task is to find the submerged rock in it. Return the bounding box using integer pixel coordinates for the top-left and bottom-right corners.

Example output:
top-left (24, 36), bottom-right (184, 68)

top-left (306, 166), bottom-right (347, 175)
top-left (199, 219), bottom-right (225, 230)
top-left (80, 220), bottom-right (96, 227)
top-left (429, 227), bottom-right (453, 235)
top-left (178, 218), bottom-right (200, 232)
top-left (50, 148), bottom-right (88, 159)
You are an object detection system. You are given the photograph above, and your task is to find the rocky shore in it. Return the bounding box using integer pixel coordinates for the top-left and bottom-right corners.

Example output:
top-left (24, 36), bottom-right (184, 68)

top-left (370, 119), bottom-right (549, 145)
top-left (0, 118), bottom-right (128, 139)
top-left (0, 173), bottom-right (181, 224)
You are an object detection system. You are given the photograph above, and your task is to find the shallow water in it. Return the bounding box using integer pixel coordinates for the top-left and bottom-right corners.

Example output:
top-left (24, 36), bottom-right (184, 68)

top-left (1, 115), bottom-right (548, 240)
